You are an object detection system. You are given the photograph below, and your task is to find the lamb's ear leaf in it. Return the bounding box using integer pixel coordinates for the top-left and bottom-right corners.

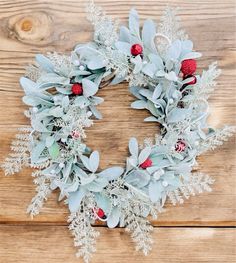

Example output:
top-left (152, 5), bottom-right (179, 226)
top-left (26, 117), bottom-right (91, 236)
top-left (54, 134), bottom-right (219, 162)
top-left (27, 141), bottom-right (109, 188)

top-left (181, 40), bottom-right (193, 52)
top-left (138, 147), bottom-right (152, 164)
top-left (80, 155), bottom-right (91, 171)
top-left (142, 19), bottom-right (156, 52)
top-left (62, 96), bottom-right (70, 108)
top-left (98, 167), bottom-right (124, 181)
top-left (119, 26), bottom-right (131, 42)
top-left (144, 116), bottom-right (159, 122)
top-left (115, 41), bottom-right (132, 55)
top-left (142, 63), bottom-right (156, 78)
top-left (88, 56), bottom-right (106, 70)
top-left (35, 54), bottom-right (54, 73)
top-left (129, 86), bottom-right (143, 100)
top-left (22, 96), bottom-right (40, 106)
top-left (45, 136), bottom-right (55, 147)
top-left (125, 170), bottom-right (150, 188)
top-left (89, 151), bottom-right (100, 173)
top-left (48, 106), bottom-right (64, 117)
top-left (85, 177), bottom-right (108, 192)
top-left (31, 120), bottom-right (49, 132)
top-left (167, 40), bottom-right (182, 60)
top-left (31, 141), bottom-right (46, 163)
top-left (152, 84), bottom-right (162, 100)
top-left (62, 159), bottom-right (73, 181)
top-left (82, 78), bottom-right (98, 97)
top-left (167, 108), bottom-right (192, 123)
top-left (110, 74), bottom-right (126, 85)
top-left (20, 77), bottom-right (38, 94)
top-left (129, 8), bottom-right (140, 38)
top-left (68, 187), bottom-right (87, 213)
top-left (131, 100), bottom-right (147, 109)
top-left (129, 137), bottom-right (139, 156)
top-left (89, 105), bottom-right (102, 120)
top-left (181, 52), bottom-right (202, 61)
top-left (107, 206), bottom-right (121, 228)
top-left (148, 181), bottom-right (163, 202)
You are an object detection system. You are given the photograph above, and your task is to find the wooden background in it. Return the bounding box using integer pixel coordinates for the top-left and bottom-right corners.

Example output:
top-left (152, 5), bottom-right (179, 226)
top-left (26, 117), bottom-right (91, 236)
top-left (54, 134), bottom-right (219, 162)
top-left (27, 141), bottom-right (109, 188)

top-left (0, 0), bottom-right (235, 262)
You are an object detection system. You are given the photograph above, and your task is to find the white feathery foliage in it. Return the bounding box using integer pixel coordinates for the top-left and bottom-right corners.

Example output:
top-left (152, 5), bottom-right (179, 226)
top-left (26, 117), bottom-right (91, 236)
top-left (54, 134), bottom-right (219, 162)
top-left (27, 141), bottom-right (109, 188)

top-left (104, 48), bottom-right (131, 78)
top-left (47, 52), bottom-right (74, 74)
top-left (2, 126), bottom-right (32, 175)
top-left (168, 173), bottom-right (214, 205)
top-left (124, 208), bottom-right (153, 255)
top-left (27, 173), bottom-right (52, 217)
top-left (195, 62), bottom-right (222, 99)
top-left (68, 211), bottom-right (100, 263)
top-left (197, 126), bottom-right (236, 154)
top-left (158, 7), bottom-right (188, 43)
top-left (86, 0), bottom-right (119, 47)
top-left (30, 159), bottom-right (51, 170)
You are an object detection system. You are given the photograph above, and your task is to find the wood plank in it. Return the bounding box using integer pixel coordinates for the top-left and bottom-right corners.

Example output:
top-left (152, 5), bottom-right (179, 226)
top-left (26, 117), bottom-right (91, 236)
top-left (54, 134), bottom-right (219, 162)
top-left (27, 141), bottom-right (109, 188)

top-left (0, 226), bottom-right (235, 263)
top-left (0, 0), bottom-right (235, 226)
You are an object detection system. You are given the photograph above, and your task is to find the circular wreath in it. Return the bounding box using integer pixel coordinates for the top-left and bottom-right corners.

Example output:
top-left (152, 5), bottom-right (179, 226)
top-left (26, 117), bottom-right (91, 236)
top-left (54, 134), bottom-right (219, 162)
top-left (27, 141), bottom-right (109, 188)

top-left (2, 2), bottom-right (235, 262)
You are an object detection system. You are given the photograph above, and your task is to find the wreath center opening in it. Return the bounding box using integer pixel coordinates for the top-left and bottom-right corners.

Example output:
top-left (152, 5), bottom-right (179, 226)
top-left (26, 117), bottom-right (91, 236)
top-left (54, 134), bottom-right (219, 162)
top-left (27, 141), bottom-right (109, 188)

top-left (85, 83), bottom-right (158, 170)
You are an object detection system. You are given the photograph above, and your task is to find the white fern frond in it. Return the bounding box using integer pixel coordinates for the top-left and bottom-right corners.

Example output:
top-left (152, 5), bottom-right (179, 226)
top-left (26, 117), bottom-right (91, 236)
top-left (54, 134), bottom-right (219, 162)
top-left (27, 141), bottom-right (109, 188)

top-left (1, 127), bottom-right (32, 175)
top-left (86, 1), bottom-right (119, 47)
top-left (168, 189), bottom-right (184, 205)
top-left (198, 126), bottom-right (235, 154)
top-left (30, 160), bottom-right (51, 169)
top-left (124, 209), bottom-right (153, 256)
top-left (159, 7), bottom-right (188, 43)
top-left (27, 174), bottom-right (51, 217)
top-left (47, 52), bottom-right (74, 74)
top-left (196, 62), bottom-right (221, 98)
top-left (168, 173), bottom-right (214, 206)
top-left (68, 211), bottom-right (99, 263)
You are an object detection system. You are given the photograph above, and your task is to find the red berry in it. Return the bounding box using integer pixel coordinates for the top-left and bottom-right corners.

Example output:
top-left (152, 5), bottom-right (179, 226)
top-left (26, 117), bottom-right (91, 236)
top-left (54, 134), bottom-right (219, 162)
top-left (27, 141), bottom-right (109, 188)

top-left (181, 59), bottom-right (197, 76)
top-left (140, 158), bottom-right (152, 169)
top-left (97, 208), bottom-right (105, 218)
top-left (71, 83), bottom-right (83, 95)
top-left (131, 44), bottom-right (143, 56)
top-left (175, 140), bottom-right (187, 153)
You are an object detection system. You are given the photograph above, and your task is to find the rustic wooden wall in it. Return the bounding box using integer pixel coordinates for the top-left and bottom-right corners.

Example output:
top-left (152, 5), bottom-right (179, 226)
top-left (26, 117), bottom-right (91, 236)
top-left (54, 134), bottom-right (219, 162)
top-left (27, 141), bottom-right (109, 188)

top-left (0, 0), bottom-right (235, 262)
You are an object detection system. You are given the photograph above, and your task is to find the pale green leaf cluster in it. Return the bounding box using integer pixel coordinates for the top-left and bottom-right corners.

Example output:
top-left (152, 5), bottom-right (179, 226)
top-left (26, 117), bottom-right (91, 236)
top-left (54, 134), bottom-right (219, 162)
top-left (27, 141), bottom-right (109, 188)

top-left (1, 2), bottom-right (235, 262)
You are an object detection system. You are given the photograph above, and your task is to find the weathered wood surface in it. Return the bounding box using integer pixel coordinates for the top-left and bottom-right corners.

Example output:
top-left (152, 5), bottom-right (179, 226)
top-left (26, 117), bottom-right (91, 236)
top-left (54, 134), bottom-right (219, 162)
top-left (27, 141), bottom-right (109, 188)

top-left (0, 226), bottom-right (235, 263)
top-left (0, 0), bottom-right (235, 262)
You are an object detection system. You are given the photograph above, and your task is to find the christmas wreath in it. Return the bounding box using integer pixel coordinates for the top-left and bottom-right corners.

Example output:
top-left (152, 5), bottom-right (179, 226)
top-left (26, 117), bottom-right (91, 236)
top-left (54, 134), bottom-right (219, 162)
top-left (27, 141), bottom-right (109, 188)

top-left (2, 1), bottom-right (235, 262)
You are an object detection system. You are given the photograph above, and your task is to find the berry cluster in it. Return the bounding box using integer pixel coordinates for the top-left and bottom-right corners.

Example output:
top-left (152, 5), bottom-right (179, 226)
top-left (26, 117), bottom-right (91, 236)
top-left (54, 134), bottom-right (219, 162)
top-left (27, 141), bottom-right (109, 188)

top-left (71, 83), bottom-right (83, 95)
top-left (180, 59), bottom-right (197, 88)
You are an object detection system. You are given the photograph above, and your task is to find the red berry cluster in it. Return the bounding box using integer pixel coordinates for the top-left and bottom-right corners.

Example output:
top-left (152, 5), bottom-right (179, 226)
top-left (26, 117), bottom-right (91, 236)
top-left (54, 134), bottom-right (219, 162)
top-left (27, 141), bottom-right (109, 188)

top-left (181, 59), bottom-right (196, 76)
top-left (131, 44), bottom-right (143, 56)
top-left (71, 83), bottom-right (83, 95)
top-left (180, 59), bottom-right (197, 90)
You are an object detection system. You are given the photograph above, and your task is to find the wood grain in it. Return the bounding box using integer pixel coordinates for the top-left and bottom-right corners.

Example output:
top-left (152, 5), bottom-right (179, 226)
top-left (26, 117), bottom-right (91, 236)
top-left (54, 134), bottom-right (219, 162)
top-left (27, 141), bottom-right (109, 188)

top-left (0, 226), bottom-right (235, 263)
top-left (0, 0), bottom-right (235, 262)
